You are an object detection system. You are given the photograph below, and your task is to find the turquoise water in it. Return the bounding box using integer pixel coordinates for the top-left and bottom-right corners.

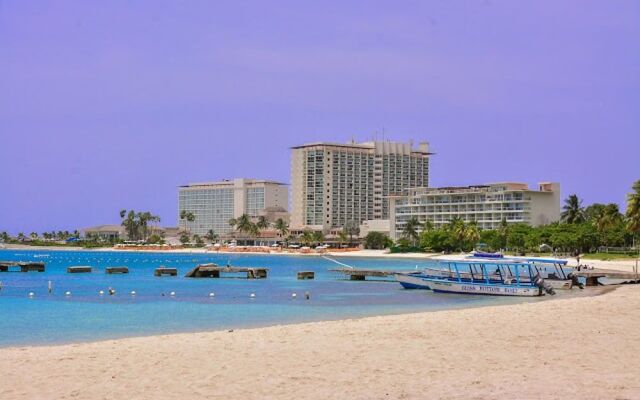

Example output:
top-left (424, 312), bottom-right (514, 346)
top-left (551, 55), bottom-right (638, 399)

top-left (0, 249), bottom-right (531, 347)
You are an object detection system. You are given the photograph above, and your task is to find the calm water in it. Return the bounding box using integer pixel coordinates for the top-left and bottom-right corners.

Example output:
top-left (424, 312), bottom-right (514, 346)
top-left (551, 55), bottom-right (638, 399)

top-left (0, 249), bottom-right (538, 347)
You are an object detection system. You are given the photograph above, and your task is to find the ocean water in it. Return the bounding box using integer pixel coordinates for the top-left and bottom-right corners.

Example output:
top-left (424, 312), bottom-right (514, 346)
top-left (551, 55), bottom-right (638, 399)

top-left (0, 249), bottom-right (538, 347)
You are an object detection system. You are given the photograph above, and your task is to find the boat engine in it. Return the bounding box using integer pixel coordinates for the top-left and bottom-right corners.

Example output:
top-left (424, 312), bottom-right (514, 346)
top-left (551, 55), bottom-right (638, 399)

top-left (567, 273), bottom-right (584, 289)
top-left (533, 274), bottom-right (556, 295)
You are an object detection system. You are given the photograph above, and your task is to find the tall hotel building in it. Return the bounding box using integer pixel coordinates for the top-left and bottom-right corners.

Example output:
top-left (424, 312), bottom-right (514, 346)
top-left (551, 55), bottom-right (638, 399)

top-left (290, 140), bottom-right (431, 232)
top-left (178, 178), bottom-right (288, 236)
top-left (389, 182), bottom-right (561, 239)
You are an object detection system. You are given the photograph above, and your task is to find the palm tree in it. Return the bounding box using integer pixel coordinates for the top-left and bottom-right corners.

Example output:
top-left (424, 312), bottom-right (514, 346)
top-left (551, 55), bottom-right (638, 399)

top-left (593, 204), bottom-right (622, 247)
top-left (423, 219), bottom-right (434, 232)
top-left (312, 231), bottom-right (325, 246)
top-left (464, 221), bottom-right (480, 250)
top-left (205, 229), bottom-right (218, 243)
top-left (29, 232), bottom-right (38, 240)
top-left (337, 231), bottom-right (349, 248)
top-left (256, 216), bottom-right (270, 231)
top-left (300, 230), bottom-right (314, 247)
top-left (498, 218), bottom-right (509, 249)
top-left (234, 214), bottom-right (257, 238)
top-left (447, 218), bottom-right (467, 251)
top-left (626, 180), bottom-right (640, 240)
top-left (402, 217), bottom-right (420, 245)
top-left (228, 218), bottom-right (237, 230)
top-left (561, 194), bottom-right (585, 224)
top-left (274, 218), bottom-right (289, 238)
top-left (17, 232), bottom-right (25, 241)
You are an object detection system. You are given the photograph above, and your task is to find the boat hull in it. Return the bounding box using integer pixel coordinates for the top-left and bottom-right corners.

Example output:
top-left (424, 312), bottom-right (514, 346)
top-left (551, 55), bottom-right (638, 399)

top-left (427, 279), bottom-right (543, 297)
top-left (395, 274), bottom-right (432, 290)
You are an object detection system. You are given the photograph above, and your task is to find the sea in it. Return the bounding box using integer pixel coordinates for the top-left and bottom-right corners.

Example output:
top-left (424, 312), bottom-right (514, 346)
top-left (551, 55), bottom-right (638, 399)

top-left (0, 249), bottom-right (547, 347)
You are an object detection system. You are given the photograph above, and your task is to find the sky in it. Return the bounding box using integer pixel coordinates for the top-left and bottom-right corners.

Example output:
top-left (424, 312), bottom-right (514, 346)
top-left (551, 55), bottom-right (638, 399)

top-left (1, 0), bottom-right (639, 234)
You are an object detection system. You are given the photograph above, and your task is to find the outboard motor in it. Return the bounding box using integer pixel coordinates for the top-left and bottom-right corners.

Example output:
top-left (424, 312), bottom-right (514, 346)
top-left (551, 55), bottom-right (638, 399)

top-left (567, 273), bottom-right (584, 289)
top-left (534, 274), bottom-right (556, 295)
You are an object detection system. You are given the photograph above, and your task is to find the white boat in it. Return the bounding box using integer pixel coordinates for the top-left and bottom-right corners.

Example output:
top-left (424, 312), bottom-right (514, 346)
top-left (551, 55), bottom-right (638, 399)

top-left (397, 260), bottom-right (551, 297)
top-left (395, 273), bottom-right (432, 290)
top-left (426, 278), bottom-right (542, 297)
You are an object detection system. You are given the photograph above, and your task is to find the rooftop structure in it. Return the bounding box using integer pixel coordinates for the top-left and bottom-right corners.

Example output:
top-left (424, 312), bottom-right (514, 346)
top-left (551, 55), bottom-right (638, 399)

top-left (389, 182), bottom-right (560, 239)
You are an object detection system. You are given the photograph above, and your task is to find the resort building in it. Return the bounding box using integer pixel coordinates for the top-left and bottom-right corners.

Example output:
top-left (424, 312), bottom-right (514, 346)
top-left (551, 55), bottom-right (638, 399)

top-left (81, 225), bottom-right (125, 241)
top-left (389, 182), bottom-right (561, 239)
top-left (178, 178), bottom-right (289, 236)
top-left (290, 140), bottom-right (431, 232)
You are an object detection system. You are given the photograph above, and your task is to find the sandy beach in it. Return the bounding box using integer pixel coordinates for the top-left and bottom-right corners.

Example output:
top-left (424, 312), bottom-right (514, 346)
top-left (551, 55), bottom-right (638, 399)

top-left (1, 285), bottom-right (638, 400)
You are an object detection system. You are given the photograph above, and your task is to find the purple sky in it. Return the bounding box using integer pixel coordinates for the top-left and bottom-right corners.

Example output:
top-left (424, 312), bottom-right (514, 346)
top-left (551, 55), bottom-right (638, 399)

top-left (1, 1), bottom-right (639, 234)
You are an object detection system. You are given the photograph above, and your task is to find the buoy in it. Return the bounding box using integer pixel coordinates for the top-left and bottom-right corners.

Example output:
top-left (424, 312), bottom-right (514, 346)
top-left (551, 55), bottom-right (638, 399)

top-left (250, 293), bottom-right (256, 298)
top-left (305, 291), bottom-right (310, 300)
top-left (99, 290), bottom-right (105, 295)
top-left (28, 292), bottom-right (34, 297)
top-left (65, 291), bottom-right (71, 296)
top-left (209, 292), bottom-right (215, 297)
top-left (170, 291), bottom-right (176, 296)
top-left (130, 291), bottom-right (136, 296)
top-left (291, 293), bottom-right (297, 298)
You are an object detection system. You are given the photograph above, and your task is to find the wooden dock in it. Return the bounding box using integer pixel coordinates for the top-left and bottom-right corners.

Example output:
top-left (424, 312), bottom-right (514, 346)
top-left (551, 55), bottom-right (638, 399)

top-left (185, 263), bottom-right (268, 279)
top-left (106, 266), bottom-right (129, 274)
top-left (155, 266), bottom-right (178, 276)
top-left (0, 261), bottom-right (45, 272)
top-left (329, 268), bottom-right (401, 280)
top-left (297, 271), bottom-right (315, 280)
top-left (572, 268), bottom-right (640, 286)
top-left (67, 266), bottom-right (92, 273)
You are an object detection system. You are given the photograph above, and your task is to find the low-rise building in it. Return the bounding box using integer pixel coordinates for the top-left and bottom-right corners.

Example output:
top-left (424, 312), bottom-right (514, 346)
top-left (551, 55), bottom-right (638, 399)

top-left (81, 225), bottom-right (125, 241)
top-left (390, 182), bottom-right (560, 239)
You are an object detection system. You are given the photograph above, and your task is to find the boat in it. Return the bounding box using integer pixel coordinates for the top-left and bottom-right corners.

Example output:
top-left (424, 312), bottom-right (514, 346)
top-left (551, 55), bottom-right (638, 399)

top-left (396, 260), bottom-right (553, 297)
top-left (466, 255), bottom-right (581, 290)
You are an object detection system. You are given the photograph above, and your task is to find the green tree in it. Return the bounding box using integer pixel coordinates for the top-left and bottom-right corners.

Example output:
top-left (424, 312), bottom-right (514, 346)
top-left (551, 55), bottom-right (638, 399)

top-left (256, 216), bottom-right (270, 231)
top-left (626, 180), bottom-right (640, 241)
top-left (561, 194), bottom-right (585, 224)
top-left (364, 232), bottom-right (392, 249)
top-left (234, 214), bottom-right (257, 238)
top-left (337, 231), bottom-right (349, 248)
top-left (274, 218), bottom-right (289, 238)
top-left (179, 233), bottom-right (190, 245)
top-left (343, 220), bottom-right (360, 244)
top-left (193, 234), bottom-right (205, 247)
top-left (312, 230), bottom-right (325, 246)
top-left (300, 230), bottom-right (314, 246)
top-left (205, 229), bottom-right (218, 243)
top-left (402, 217), bottom-right (421, 245)
top-left (464, 221), bottom-right (480, 250)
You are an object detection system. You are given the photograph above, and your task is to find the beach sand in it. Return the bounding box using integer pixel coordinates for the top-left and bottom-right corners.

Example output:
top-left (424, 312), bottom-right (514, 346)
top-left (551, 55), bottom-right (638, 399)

top-left (1, 286), bottom-right (638, 400)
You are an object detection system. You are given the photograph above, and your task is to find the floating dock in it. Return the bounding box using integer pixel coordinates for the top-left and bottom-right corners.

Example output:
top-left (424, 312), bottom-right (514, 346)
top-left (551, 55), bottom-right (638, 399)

top-left (106, 266), bottom-right (129, 274)
top-left (185, 263), bottom-right (268, 279)
top-left (67, 266), bottom-right (92, 273)
top-left (155, 266), bottom-right (178, 277)
top-left (572, 268), bottom-right (640, 286)
top-left (297, 271), bottom-right (315, 280)
top-left (0, 261), bottom-right (45, 272)
top-left (329, 268), bottom-right (401, 280)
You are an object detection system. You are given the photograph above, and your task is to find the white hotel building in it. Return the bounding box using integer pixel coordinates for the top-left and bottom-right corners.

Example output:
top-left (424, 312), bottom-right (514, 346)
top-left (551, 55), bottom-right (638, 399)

top-left (389, 182), bottom-right (561, 240)
top-left (178, 178), bottom-right (288, 236)
top-left (290, 140), bottom-right (431, 232)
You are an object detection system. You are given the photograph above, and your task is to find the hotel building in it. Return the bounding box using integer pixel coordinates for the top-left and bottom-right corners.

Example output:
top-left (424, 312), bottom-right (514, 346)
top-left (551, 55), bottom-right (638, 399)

top-left (389, 182), bottom-right (561, 239)
top-left (178, 178), bottom-right (288, 236)
top-left (290, 140), bottom-right (431, 232)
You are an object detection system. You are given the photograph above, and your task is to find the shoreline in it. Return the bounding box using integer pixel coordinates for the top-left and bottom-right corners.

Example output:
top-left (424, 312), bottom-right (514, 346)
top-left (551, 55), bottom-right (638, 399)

top-left (1, 285), bottom-right (638, 399)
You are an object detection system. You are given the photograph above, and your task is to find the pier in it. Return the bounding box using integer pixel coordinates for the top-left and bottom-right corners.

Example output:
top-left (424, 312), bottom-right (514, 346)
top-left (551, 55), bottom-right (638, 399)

top-left (572, 268), bottom-right (640, 286)
top-left (185, 263), bottom-right (268, 279)
top-left (106, 266), bottom-right (129, 274)
top-left (297, 271), bottom-right (315, 280)
top-left (0, 261), bottom-right (45, 272)
top-left (67, 266), bottom-right (92, 273)
top-left (155, 266), bottom-right (178, 277)
top-left (329, 268), bottom-right (402, 281)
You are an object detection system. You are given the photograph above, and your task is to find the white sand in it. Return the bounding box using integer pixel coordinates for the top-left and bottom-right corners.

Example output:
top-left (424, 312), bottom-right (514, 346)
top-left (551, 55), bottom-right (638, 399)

top-left (1, 286), bottom-right (638, 400)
